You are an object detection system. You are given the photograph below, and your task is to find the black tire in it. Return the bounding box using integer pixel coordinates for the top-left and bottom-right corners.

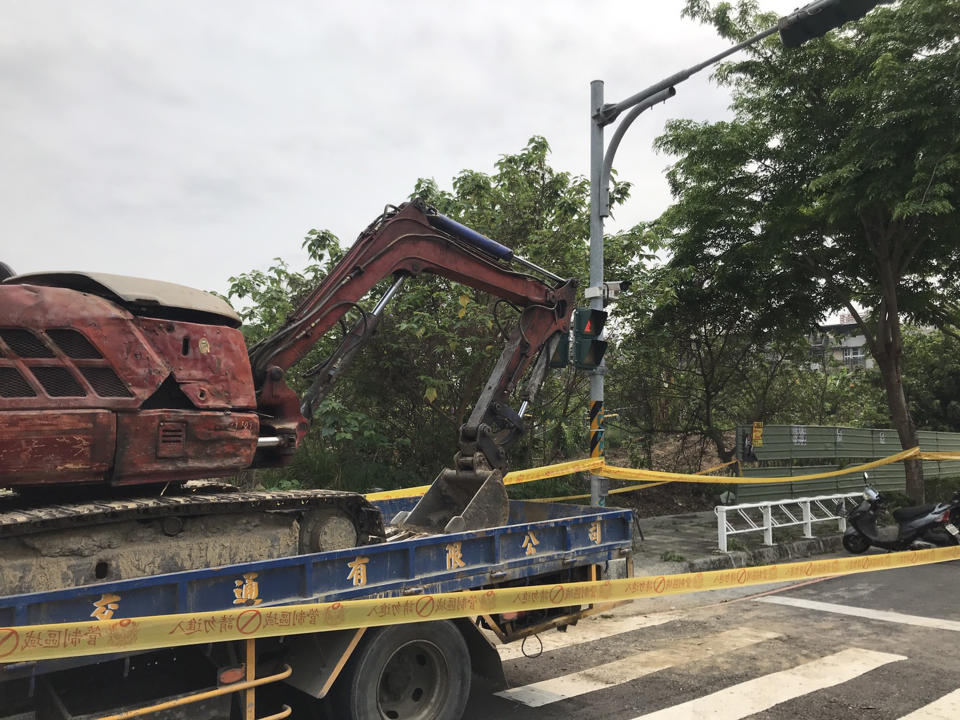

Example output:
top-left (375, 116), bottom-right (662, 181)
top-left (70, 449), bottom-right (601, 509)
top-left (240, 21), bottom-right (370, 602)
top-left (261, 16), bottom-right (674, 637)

top-left (842, 532), bottom-right (871, 554)
top-left (328, 621), bottom-right (471, 720)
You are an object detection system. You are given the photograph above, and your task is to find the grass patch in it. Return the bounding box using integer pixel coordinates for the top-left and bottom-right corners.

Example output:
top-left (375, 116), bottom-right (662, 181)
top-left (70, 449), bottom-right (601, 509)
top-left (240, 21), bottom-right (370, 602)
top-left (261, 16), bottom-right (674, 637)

top-left (660, 550), bottom-right (687, 562)
top-left (925, 474), bottom-right (960, 500)
top-left (725, 538), bottom-right (748, 552)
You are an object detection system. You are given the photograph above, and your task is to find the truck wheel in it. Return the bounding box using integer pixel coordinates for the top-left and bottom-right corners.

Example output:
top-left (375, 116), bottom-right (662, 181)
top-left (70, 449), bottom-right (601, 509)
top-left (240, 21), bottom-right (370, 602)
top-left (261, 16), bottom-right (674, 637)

top-left (329, 621), bottom-right (471, 720)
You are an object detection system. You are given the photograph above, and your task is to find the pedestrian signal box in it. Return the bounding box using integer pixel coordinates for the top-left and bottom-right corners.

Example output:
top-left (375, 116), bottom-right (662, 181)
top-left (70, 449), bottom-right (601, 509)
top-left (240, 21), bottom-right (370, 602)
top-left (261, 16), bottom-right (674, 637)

top-left (573, 308), bottom-right (607, 370)
top-left (549, 332), bottom-right (570, 368)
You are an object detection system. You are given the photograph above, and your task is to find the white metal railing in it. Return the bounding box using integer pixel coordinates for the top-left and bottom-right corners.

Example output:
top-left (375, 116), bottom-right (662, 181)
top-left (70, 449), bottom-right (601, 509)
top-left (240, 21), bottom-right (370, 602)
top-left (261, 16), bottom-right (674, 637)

top-left (715, 493), bottom-right (862, 552)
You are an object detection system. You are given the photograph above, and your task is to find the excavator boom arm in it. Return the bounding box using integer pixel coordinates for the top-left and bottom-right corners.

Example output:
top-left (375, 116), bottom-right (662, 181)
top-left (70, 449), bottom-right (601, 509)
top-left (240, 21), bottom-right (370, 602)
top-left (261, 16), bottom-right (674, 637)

top-left (250, 199), bottom-right (577, 535)
top-left (252, 200), bottom-right (575, 467)
top-left (250, 202), bottom-right (564, 375)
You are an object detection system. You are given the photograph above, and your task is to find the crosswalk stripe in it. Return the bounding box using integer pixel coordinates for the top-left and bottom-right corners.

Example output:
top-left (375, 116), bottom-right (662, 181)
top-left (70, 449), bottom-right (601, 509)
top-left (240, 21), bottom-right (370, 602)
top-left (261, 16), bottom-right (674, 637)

top-left (899, 689), bottom-right (960, 719)
top-left (630, 648), bottom-right (906, 719)
top-left (757, 596), bottom-right (960, 632)
top-left (495, 627), bottom-right (781, 708)
top-left (494, 612), bottom-right (679, 662)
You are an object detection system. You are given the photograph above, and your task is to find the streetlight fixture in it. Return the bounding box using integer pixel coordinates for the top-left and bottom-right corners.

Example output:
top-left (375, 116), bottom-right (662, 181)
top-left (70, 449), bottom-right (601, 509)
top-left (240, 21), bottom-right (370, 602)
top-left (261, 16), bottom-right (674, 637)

top-left (586, 0), bottom-right (886, 505)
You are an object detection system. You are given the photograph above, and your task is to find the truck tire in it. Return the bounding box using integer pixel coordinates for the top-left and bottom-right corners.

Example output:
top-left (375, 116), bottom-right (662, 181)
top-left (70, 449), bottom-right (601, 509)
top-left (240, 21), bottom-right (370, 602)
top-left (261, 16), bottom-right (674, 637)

top-left (328, 620), bottom-right (471, 720)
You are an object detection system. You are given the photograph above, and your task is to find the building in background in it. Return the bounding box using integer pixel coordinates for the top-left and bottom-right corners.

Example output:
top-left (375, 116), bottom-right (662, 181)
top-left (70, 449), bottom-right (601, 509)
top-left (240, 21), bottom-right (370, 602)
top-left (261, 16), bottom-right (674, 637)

top-left (809, 313), bottom-right (874, 371)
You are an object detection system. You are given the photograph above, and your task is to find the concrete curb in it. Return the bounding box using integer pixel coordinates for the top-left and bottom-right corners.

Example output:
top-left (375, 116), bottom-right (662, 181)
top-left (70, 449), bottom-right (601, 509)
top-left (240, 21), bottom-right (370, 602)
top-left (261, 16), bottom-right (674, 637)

top-left (634, 534), bottom-right (845, 577)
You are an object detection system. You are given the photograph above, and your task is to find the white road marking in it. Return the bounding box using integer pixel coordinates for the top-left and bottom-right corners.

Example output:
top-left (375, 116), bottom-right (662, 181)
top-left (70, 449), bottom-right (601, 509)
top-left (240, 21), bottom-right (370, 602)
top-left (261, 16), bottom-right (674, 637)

top-left (630, 648), bottom-right (905, 720)
top-left (899, 689), bottom-right (960, 719)
top-left (495, 627), bottom-right (781, 708)
top-left (493, 611), bottom-right (679, 661)
top-left (757, 595), bottom-right (960, 632)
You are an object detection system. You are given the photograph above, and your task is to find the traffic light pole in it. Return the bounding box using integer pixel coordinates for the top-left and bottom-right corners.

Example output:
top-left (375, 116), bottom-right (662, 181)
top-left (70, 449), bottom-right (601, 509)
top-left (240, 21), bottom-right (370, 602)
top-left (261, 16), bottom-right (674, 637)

top-left (584, 0), bottom-right (879, 506)
top-left (588, 80), bottom-right (607, 506)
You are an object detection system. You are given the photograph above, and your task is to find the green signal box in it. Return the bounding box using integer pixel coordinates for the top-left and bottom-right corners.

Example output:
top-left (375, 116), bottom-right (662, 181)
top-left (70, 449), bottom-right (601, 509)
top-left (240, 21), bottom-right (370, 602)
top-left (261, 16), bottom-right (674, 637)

top-left (572, 308), bottom-right (607, 370)
top-left (573, 307), bottom-right (606, 336)
top-left (548, 332), bottom-right (570, 368)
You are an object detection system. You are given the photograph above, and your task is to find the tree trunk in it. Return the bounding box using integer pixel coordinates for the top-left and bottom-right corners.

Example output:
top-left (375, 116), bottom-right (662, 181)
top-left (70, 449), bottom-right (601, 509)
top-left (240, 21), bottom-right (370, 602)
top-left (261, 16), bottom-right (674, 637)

top-left (874, 350), bottom-right (923, 501)
top-left (852, 216), bottom-right (923, 501)
top-left (704, 422), bottom-right (736, 463)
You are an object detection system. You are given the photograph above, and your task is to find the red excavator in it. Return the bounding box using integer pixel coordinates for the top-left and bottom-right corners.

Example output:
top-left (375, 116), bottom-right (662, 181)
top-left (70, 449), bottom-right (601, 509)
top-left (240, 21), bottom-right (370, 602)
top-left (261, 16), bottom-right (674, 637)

top-left (0, 200), bottom-right (575, 559)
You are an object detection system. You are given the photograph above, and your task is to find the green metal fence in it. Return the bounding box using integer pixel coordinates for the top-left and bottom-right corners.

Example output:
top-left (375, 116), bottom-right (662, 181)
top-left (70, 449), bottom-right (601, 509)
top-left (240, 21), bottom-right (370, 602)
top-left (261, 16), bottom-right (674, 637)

top-left (733, 424), bottom-right (960, 502)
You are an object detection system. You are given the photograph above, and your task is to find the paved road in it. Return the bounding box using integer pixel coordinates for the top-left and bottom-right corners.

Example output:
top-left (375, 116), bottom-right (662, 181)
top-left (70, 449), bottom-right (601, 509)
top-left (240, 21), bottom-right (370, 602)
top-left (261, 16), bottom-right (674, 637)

top-left (464, 556), bottom-right (960, 719)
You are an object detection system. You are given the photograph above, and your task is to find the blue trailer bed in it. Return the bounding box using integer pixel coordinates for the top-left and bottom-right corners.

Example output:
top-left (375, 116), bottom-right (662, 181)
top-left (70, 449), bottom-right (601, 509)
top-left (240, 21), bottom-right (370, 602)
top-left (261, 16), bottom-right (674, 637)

top-left (0, 500), bottom-right (632, 628)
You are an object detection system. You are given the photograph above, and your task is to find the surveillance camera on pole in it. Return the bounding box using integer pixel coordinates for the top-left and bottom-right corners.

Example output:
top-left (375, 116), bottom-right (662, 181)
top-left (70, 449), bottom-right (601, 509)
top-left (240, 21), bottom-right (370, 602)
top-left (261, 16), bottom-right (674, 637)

top-left (584, 279), bottom-right (632, 303)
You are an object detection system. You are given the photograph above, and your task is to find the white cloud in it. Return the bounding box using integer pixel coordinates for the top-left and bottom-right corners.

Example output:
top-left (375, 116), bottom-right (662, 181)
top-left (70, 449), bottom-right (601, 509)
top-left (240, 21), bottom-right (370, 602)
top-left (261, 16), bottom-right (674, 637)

top-left (0, 0), bottom-right (799, 294)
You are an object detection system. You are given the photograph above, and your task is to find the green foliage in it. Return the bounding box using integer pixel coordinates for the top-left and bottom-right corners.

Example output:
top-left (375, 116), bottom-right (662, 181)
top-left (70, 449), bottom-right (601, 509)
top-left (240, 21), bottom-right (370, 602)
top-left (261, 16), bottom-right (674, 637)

top-left (924, 473), bottom-right (960, 501)
top-left (224, 3), bottom-right (960, 500)
top-left (901, 329), bottom-right (960, 432)
top-left (772, 359), bottom-right (888, 428)
top-left (620, 0), bottom-right (960, 496)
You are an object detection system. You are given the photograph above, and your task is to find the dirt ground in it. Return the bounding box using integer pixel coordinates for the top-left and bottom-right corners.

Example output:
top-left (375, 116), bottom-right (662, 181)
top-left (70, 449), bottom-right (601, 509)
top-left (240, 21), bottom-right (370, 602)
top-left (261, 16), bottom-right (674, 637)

top-left (607, 481), bottom-right (721, 518)
top-left (603, 433), bottom-right (734, 518)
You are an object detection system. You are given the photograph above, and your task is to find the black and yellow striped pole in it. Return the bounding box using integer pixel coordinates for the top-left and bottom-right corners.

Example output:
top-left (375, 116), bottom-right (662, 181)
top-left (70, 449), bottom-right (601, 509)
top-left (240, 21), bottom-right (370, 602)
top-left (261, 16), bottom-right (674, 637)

top-left (588, 399), bottom-right (609, 505)
top-left (589, 400), bottom-right (604, 458)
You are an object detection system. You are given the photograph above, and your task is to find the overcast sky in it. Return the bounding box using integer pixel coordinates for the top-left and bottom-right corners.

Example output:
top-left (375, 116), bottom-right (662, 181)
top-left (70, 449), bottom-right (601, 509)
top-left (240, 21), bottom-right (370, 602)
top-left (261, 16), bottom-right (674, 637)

top-left (1, 1), bottom-right (799, 296)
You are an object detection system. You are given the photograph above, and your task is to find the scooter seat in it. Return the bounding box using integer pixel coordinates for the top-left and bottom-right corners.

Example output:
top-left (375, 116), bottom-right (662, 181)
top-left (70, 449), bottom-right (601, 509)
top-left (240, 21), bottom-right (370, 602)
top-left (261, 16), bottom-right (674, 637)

top-left (893, 503), bottom-right (938, 522)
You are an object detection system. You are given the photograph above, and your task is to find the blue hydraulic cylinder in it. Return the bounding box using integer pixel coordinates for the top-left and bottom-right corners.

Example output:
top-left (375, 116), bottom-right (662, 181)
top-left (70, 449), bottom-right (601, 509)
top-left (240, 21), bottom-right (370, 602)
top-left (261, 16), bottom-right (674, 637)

top-left (426, 213), bottom-right (514, 261)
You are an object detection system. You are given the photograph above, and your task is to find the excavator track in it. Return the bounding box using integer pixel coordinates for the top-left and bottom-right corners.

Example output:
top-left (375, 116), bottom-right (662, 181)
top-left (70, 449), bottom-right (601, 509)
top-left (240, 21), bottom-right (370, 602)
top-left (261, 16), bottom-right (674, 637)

top-left (0, 487), bottom-right (387, 596)
top-left (0, 487), bottom-right (385, 542)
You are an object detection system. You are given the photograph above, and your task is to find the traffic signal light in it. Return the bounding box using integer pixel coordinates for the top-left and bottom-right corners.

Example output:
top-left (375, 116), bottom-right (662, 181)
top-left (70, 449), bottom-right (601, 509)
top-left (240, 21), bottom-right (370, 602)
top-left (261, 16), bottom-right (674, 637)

top-left (778, 0), bottom-right (882, 49)
top-left (573, 308), bottom-right (607, 370)
top-left (548, 332), bottom-right (570, 368)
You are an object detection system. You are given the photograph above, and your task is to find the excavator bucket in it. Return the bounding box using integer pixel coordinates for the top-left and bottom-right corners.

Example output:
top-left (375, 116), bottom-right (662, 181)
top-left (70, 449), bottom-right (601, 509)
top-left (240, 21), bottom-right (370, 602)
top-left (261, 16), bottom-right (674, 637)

top-left (392, 468), bottom-right (509, 534)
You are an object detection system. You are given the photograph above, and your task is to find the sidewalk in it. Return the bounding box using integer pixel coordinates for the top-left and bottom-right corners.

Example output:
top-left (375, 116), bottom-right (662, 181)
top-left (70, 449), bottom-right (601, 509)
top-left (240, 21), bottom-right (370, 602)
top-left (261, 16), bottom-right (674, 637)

top-left (630, 509), bottom-right (844, 577)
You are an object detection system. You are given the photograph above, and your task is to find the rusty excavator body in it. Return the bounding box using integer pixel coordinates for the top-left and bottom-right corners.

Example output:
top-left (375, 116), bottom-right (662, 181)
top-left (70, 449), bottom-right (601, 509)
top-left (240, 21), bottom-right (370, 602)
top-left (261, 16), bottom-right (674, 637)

top-left (0, 200), bottom-right (576, 593)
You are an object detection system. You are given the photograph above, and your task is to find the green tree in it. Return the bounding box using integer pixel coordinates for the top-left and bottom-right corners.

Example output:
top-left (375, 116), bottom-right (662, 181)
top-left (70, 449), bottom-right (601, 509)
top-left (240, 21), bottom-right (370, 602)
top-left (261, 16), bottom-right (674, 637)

top-left (228, 137), bottom-right (630, 492)
top-left (649, 0), bottom-right (960, 499)
top-left (901, 328), bottom-right (960, 432)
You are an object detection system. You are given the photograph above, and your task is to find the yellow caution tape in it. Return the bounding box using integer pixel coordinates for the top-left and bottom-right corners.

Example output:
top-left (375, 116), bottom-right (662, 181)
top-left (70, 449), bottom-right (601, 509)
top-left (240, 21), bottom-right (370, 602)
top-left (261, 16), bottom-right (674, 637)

top-left (697, 458), bottom-right (741, 475)
top-left (505, 456), bottom-right (605, 484)
top-left (600, 447), bottom-right (922, 485)
top-left (530, 458), bottom-right (739, 503)
top-left (364, 457), bottom-right (605, 501)
top-left (364, 484), bottom-right (433, 502)
top-left (531, 481), bottom-right (668, 503)
top-left (531, 459), bottom-right (738, 504)
top-left (915, 451), bottom-right (960, 461)
top-left (365, 447), bottom-right (956, 502)
top-left (3, 545), bottom-right (957, 663)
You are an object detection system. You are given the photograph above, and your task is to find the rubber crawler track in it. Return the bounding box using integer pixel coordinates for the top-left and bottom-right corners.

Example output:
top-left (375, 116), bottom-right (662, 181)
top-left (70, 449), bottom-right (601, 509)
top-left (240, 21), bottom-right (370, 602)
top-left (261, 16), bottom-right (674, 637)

top-left (0, 488), bottom-right (386, 544)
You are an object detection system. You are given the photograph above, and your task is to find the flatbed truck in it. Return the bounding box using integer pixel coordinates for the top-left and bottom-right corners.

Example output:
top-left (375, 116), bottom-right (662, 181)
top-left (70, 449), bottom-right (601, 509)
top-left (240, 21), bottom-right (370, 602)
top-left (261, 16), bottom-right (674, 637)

top-left (0, 497), bottom-right (633, 720)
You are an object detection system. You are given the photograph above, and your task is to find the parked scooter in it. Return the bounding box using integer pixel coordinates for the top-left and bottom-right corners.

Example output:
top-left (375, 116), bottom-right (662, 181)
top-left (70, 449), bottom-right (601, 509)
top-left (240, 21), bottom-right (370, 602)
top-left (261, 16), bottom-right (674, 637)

top-left (842, 475), bottom-right (960, 554)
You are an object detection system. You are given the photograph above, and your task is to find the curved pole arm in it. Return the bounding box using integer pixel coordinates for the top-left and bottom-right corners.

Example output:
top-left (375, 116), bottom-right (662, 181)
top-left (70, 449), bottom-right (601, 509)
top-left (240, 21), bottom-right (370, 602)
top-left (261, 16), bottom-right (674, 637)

top-left (595, 24), bottom-right (778, 127)
top-left (599, 87), bottom-right (676, 217)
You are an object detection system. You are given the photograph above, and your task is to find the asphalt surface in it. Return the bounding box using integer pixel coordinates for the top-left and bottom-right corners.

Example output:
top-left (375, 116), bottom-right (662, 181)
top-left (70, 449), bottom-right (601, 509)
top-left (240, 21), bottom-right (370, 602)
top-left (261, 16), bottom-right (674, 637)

top-left (463, 554), bottom-right (960, 719)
